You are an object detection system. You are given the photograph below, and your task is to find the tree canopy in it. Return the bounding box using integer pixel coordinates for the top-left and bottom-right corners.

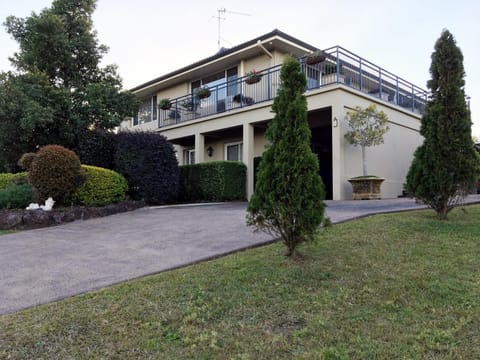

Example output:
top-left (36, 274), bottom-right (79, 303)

top-left (405, 29), bottom-right (479, 219)
top-left (0, 0), bottom-right (137, 172)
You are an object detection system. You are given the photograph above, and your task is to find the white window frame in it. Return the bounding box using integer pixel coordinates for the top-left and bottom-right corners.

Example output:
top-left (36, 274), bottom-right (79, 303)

top-left (224, 141), bottom-right (243, 161)
top-left (184, 149), bottom-right (195, 165)
top-left (134, 95), bottom-right (157, 126)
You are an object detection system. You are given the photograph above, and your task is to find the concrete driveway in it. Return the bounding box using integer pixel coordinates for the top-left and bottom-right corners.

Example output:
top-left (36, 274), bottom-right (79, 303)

top-left (1, 196), bottom-right (479, 315)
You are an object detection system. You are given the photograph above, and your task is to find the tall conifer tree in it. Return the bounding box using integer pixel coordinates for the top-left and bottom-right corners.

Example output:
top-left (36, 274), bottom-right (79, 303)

top-left (406, 30), bottom-right (479, 219)
top-left (247, 56), bottom-right (325, 257)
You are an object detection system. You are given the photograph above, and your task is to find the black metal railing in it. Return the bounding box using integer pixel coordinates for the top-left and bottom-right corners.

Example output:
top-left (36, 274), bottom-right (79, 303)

top-left (156, 46), bottom-right (427, 128)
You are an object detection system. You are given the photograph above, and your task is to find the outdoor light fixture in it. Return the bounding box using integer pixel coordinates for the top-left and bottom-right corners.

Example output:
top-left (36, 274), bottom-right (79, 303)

top-left (333, 117), bottom-right (339, 127)
top-left (207, 146), bottom-right (214, 157)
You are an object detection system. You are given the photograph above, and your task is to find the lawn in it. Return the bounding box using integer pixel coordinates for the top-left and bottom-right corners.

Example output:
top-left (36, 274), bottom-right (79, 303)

top-left (1, 206), bottom-right (479, 359)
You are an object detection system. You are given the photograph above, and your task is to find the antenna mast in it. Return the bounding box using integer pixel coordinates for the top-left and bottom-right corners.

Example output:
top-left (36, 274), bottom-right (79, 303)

top-left (215, 8), bottom-right (251, 49)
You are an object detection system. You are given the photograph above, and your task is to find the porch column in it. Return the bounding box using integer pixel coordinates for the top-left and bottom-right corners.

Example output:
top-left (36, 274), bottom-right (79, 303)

top-left (331, 105), bottom-right (344, 200)
top-left (195, 132), bottom-right (205, 163)
top-left (243, 123), bottom-right (254, 200)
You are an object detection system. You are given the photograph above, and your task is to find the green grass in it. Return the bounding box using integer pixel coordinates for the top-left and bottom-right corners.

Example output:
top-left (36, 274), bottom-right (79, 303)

top-left (0, 230), bottom-right (13, 235)
top-left (1, 206), bottom-right (480, 359)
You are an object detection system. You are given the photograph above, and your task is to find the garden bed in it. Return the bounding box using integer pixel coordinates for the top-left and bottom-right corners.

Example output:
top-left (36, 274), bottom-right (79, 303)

top-left (0, 201), bottom-right (144, 231)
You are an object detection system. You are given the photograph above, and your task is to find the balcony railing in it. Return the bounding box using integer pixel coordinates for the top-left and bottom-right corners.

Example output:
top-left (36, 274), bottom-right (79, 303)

top-left (157, 46), bottom-right (427, 128)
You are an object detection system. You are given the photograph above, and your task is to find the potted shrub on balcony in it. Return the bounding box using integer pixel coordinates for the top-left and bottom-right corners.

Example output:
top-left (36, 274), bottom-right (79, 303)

top-left (168, 109), bottom-right (181, 120)
top-left (158, 98), bottom-right (171, 110)
top-left (344, 104), bottom-right (390, 200)
top-left (305, 50), bottom-right (326, 65)
top-left (233, 94), bottom-right (254, 105)
top-left (195, 86), bottom-right (211, 99)
top-left (245, 69), bottom-right (262, 85)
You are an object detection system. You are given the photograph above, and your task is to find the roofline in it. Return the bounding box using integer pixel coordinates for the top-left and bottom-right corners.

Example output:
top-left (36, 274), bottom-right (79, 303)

top-left (129, 29), bottom-right (318, 92)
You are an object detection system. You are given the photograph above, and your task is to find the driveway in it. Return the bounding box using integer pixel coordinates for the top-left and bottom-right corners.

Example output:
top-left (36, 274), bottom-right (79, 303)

top-left (1, 196), bottom-right (480, 315)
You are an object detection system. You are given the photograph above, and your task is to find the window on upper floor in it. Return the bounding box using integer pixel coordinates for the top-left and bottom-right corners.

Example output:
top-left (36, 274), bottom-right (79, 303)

top-left (191, 67), bottom-right (238, 97)
top-left (133, 95), bottom-right (157, 126)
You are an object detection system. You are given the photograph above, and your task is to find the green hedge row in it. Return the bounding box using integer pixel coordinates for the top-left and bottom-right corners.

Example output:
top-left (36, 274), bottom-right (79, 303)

top-left (73, 165), bottom-right (128, 207)
top-left (0, 172), bottom-right (28, 191)
top-left (179, 161), bottom-right (246, 202)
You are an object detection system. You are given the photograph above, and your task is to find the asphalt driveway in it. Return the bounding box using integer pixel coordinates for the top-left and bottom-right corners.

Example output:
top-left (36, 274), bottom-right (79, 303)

top-left (1, 196), bottom-right (479, 315)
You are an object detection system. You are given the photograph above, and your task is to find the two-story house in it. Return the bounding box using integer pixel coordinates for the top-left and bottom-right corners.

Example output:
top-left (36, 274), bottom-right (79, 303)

top-left (122, 29), bottom-right (427, 200)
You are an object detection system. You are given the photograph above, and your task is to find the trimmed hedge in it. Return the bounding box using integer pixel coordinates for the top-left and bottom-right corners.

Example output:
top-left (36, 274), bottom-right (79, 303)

top-left (0, 183), bottom-right (33, 209)
top-left (76, 130), bottom-right (117, 170)
top-left (0, 172), bottom-right (28, 191)
top-left (28, 145), bottom-right (82, 204)
top-left (73, 165), bottom-right (128, 207)
top-left (115, 131), bottom-right (179, 205)
top-left (179, 161), bottom-right (246, 202)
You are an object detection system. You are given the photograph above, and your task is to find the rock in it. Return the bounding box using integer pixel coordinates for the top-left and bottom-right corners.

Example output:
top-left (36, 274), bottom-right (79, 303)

top-left (0, 210), bottom-right (23, 230)
top-left (22, 210), bottom-right (52, 228)
top-left (0, 201), bottom-right (145, 230)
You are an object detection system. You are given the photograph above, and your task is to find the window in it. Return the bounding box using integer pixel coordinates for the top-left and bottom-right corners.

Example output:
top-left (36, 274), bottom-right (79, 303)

top-left (191, 67), bottom-right (238, 96)
top-left (184, 149), bottom-right (195, 165)
top-left (226, 67), bottom-right (238, 96)
top-left (134, 95), bottom-right (157, 125)
top-left (225, 142), bottom-right (243, 161)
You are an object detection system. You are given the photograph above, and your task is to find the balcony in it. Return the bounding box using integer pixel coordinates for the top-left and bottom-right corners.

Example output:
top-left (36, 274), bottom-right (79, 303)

top-left (157, 46), bottom-right (427, 128)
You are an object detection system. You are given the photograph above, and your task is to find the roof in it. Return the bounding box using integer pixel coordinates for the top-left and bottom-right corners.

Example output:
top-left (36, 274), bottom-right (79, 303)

top-left (130, 29), bottom-right (318, 93)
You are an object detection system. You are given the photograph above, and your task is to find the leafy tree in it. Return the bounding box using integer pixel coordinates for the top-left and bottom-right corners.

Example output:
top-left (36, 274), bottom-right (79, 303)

top-left (0, 71), bottom-right (68, 171)
top-left (247, 56), bottom-right (325, 257)
top-left (405, 29), bottom-right (479, 220)
top-left (344, 104), bottom-right (389, 176)
top-left (0, 0), bottom-right (137, 171)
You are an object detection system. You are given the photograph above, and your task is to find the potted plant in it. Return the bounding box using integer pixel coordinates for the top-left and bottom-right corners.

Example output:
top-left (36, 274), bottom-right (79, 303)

top-left (233, 94), bottom-right (254, 105)
top-left (245, 69), bottom-right (262, 85)
top-left (305, 50), bottom-right (326, 65)
top-left (195, 86), bottom-right (211, 99)
top-left (344, 104), bottom-right (390, 200)
top-left (168, 109), bottom-right (181, 120)
top-left (158, 98), bottom-right (171, 110)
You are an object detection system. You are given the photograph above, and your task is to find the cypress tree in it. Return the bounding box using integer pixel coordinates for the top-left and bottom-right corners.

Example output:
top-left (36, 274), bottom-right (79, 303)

top-left (247, 56), bottom-right (325, 257)
top-left (405, 29), bottom-right (479, 219)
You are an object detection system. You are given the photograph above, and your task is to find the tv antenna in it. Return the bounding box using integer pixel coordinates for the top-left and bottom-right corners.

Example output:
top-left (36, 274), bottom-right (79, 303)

top-left (214, 8), bottom-right (251, 49)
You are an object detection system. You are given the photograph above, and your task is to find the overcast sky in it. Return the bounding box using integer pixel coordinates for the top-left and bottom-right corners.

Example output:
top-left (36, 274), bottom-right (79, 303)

top-left (1, 0), bottom-right (479, 137)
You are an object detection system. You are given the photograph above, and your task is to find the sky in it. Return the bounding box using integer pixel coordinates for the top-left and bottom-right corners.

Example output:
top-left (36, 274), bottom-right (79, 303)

top-left (1, 0), bottom-right (479, 137)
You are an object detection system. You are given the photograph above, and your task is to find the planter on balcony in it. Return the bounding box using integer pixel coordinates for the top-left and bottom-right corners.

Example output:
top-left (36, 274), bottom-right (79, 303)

top-left (245, 75), bottom-right (262, 85)
top-left (305, 51), bottom-right (326, 65)
top-left (195, 87), bottom-right (211, 99)
top-left (233, 94), bottom-right (254, 105)
top-left (348, 176), bottom-right (384, 200)
top-left (159, 98), bottom-right (172, 110)
top-left (245, 70), bottom-right (262, 85)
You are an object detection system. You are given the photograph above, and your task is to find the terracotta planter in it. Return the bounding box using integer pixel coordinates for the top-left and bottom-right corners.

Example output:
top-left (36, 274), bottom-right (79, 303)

top-left (348, 177), bottom-right (384, 200)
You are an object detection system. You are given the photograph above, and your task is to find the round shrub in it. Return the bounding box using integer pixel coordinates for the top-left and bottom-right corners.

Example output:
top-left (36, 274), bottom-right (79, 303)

top-left (17, 153), bottom-right (37, 171)
top-left (73, 165), bottom-right (128, 206)
top-left (28, 145), bottom-right (81, 203)
top-left (76, 129), bottom-right (117, 169)
top-left (115, 131), bottom-right (179, 205)
top-left (0, 183), bottom-right (33, 209)
top-left (0, 172), bottom-right (28, 191)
